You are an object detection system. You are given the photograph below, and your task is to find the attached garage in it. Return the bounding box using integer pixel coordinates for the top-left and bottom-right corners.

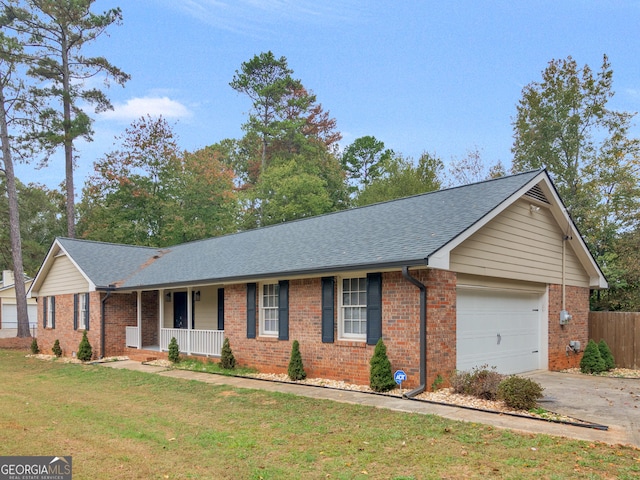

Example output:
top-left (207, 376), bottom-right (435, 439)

top-left (456, 285), bottom-right (547, 374)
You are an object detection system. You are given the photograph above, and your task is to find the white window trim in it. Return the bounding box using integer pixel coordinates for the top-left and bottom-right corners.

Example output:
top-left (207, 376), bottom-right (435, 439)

top-left (338, 276), bottom-right (367, 341)
top-left (259, 283), bottom-right (279, 337)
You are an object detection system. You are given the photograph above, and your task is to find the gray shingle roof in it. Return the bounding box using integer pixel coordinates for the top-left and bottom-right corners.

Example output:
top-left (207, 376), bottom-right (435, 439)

top-left (58, 170), bottom-right (544, 290)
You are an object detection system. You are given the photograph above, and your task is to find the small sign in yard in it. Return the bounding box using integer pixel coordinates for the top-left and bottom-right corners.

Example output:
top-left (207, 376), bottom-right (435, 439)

top-left (394, 369), bottom-right (407, 396)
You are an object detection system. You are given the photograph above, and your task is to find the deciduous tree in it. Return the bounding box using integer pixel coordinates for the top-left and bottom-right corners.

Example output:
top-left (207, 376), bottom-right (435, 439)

top-left (355, 152), bottom-right (444, 206)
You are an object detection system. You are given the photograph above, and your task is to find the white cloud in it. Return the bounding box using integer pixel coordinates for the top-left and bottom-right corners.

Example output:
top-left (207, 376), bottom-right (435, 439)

top-left (166, 0), bottom-right (364, 35)
top-left (100, 96), bottom-right (192, 121)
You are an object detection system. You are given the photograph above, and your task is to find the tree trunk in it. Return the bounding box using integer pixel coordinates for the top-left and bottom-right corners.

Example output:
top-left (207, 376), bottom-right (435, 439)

top-left (0, 85), bottom-right (31, 338)
top-left (61, 32), bottom-right (75, 238)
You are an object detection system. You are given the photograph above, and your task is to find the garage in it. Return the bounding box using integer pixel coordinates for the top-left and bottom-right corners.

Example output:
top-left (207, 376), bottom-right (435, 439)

top-left (1, 303), bottom-right (37, 330)
top-left (456, 286), bottom-right (545, 374)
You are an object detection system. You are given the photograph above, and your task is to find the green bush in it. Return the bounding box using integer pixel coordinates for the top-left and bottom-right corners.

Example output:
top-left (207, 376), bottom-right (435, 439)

top-left (220, 338), bottom-right (235, 370)
top-left (52, 339), bottom-right (62, 358)
top-left (77, 331), bottom-right (92, 362)
top-left (497, 376), bottom-right (544, 410)
top-left (30, 338), bottom-right (39, 355)
top-left (287, 340), bottom-right (306, 381)
top-left (168, 337), bottom-right (180, 363)
top-left (598, 339), bottom-right (615, 371)
top-left (580, 339), bottom-right (606, 374)
top-left (450, 365), bottom-right (504, 400)
top-left (369, 338), bottom-right (396, 392)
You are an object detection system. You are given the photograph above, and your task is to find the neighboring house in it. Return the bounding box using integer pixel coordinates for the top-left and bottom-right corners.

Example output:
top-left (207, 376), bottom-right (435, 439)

top-left (0, 271), bottom-right (37, 337)
top-left (27, 170), bottom-right (607, 390)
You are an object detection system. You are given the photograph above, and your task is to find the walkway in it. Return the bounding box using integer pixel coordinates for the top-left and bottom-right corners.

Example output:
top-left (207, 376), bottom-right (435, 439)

top-left (101, 360), bottom-right (639, 448)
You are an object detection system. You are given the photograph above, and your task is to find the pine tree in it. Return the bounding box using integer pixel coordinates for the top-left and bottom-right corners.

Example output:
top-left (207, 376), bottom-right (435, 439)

top-left (288, 340), bottom-right (306, 381)
top-left (220, 338), bottom-right (236, 370)
top-left (369, 338), bottom-right (396, 392)
top-left (52, 339), bottom-right (62, 358)
top-left (168, 337), bottom-right (180, 363)
top-left (30, 337), bottom-right (39, 354)
top-left (77, 331), bottom-right (92, 362)
top-left (580, 339), bottom-right (606, 374)
top-left (598, 339), bottom-right (615, 371)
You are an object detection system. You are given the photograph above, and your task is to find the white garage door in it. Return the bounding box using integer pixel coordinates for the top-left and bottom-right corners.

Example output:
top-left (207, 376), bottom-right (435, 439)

top-left (457, 287), bottom-right (542, 374)
top-left (1, 304), bottom-right (38, 329)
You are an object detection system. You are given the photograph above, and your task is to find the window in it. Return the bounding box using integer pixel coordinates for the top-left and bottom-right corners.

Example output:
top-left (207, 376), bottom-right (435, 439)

top-left (79, 293), bottom-right (88, 330)
top-left (339, 277), bottom-right (367, 340)
top-left (74, 293), bottom-right (89, 331)
top-left (43, 296), bottom-right (55, 329)
top-left (260, 283), bottom-right (279, 336)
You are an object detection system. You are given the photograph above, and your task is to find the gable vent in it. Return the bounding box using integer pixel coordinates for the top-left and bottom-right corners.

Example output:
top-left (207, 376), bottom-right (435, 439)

top-left (524, 185), bottom-right (550, 204)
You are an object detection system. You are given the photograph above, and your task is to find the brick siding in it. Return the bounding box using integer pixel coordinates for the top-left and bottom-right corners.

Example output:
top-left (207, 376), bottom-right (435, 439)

top-left (548, 284), bottom-right (590, 370)
top-left (37, 292), bottom-right (101, 359)
top-left (37, 271), bottom-right (590, 388)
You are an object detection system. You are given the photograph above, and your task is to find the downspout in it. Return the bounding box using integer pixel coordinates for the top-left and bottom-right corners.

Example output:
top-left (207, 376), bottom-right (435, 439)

top-left (100, 287), bottom-right (114, 359)
top-left (402, 266), bottom-right (427, 398)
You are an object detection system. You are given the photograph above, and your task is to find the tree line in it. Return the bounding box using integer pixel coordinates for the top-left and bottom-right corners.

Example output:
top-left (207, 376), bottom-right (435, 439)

top-left (2, 2), bottom-right (640, 342)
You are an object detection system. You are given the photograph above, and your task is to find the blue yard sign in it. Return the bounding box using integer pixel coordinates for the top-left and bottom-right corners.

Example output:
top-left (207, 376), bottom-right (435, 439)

top-left (394, 370), bottom-right (407, 385)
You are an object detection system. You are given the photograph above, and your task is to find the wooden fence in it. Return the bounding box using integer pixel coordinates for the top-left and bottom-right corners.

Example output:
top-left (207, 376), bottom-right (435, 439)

top-left (589, 312), bottom-right (640, 369)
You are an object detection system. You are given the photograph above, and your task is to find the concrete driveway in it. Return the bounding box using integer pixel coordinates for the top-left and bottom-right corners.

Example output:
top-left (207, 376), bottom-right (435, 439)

top-left (524, 371), bottom-right (640, 447)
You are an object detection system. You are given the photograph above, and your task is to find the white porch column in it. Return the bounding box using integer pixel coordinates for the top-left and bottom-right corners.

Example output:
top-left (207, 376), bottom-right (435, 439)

top-left (137, 290), bottom-right (142, 349)
top-left (159, 289), bottom-right (164, 350)
top-left (187, 287), bottom-right (192, 355)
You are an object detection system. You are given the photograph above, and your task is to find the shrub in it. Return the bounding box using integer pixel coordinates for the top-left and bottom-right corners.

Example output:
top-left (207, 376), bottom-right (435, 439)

top-left (580, 339), bottom-right (606, 374)
top-left (52, 339), bottom-right (62, 358)
top-left (288, 340), bottom-right (306, 381)
top-left (220, 338), bottom-right (235, 370)
top-left (30, 338), bottom-right (39, 355)
top-left (598, 339), bottom-right (615, 371)
top-left (450, 365), bottom-right (504, 400)
top-left (168, 337), bottom-right (180, 363)
top-left (497, 376), bottom-right (544, 410)
top-left (369, 338), bottom-right (396, 392)
top-left (77, 331), bottom-right (92, 362)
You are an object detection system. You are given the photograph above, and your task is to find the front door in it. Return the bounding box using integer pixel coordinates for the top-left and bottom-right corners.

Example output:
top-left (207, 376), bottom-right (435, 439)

top-left (174, 292), bottom-right (187, 329)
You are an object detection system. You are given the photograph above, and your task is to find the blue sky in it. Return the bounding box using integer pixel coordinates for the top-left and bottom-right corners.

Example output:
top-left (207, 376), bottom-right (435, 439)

top-left (15, 0), bottom-right (640, 191)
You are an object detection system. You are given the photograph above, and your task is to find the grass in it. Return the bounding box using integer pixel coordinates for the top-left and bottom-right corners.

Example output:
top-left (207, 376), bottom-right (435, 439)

top-left (1, 349), bottom-right (639, 479)
top-left (173, 357), bottom-right (258, 377)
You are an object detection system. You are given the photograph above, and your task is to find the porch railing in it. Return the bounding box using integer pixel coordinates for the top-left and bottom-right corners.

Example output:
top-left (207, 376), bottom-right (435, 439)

top-left (125, 326), bottom-right (139, 348)
top-left (160, 328), bottom-right (224, 357)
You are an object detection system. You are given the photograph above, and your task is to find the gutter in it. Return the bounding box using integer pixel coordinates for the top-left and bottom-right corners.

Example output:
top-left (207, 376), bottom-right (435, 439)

top-left (401, 266), bottom-right (427, 398)
top-left (100, 286), bottom-right (115, 359)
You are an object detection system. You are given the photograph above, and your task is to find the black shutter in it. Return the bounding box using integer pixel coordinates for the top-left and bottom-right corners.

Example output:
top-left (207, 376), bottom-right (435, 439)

top-left (321, 277), bottom-right (335, 343)
top-left (246, 283), bottom-right (256, 338)
top-left (366, 273), bottom-right (382, 345)
top-left (73, 294), bottom-right (78, 330)
top-left (278, 280), bottom-right (289, 341)
top-left (217, 288), bottom-right (225, 331)
top-left (51, 297), bottom-right (55, 329)
top-left (85, 293), bottom-right (90, 331)
top-left (43, 297), bottom-right (47, 329)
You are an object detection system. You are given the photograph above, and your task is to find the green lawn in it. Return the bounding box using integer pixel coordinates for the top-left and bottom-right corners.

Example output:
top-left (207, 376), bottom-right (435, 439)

top-left (1, 349), bottom-right (638, 479)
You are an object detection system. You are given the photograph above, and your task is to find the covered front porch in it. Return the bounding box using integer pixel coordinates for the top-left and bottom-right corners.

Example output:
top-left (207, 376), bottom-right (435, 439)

top-left (123, 285), bottom-right (225, 357)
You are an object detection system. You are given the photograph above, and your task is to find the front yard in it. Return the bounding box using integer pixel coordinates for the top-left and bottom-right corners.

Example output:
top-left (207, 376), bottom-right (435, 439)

top-left (1, 349), bottom-right (638, 479)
